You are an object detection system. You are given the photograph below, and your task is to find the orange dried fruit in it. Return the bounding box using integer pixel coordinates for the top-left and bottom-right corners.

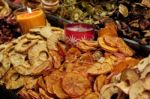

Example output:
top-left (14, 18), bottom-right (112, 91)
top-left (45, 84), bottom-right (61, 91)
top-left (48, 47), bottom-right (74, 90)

top-left (112, 57), bottom-right (139, 74)
top-left (27, 90), bottom-right (40, 99)
top-left (116, 38), bottom-right (134, 56)
top-left (39, 88), bottom-right (51, 99)
top-left (65, 47), bottom-right (81, 62)
top-left (53, 80), bottom-right (68, 98)
top-left (76, 52), bottom-right (94, 66)
top-left (98, 37), bottom-right (118, 53)
top-left (84, 92), bottom-right (99, 99)
top-left (49, 50), bottom-right (61, 69)
top-left (103, 35), bottom-right (117, 47)
top-left (62, 72), bottom-right (90, 98)
top-left (76, 40), bottom-right (98, 52)
top-left (87, 62), bottom-right (113, 75)
top-left (44, 70), bottom-right (63, 94)
top-left (98, 21), bottom-right (118, 37)
top-left (94, 75), bottom-right (106, 92)
top-left (37, 76), bottom-right (46, 90)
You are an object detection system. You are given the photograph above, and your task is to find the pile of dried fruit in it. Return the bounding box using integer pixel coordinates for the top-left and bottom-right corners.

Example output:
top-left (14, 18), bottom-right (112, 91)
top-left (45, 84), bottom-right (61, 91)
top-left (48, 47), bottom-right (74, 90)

top-left (112, 0), bottom-right (150, 45)
top-left (0, 23), bottom-right (149, 99)
top-left (23, 0), bottom-right (117, 24)
top-left (0, 25), bottom-right (64, 89)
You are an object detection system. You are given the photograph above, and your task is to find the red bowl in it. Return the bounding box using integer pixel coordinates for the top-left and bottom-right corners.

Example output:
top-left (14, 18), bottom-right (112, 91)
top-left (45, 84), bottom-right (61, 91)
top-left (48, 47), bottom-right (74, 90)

top-left (65, 23), bottom-right (94, 44)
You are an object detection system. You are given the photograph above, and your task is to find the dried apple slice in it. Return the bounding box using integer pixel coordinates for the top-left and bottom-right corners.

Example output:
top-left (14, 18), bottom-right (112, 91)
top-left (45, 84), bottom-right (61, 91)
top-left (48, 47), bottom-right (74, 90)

top-left (129, 76), bottom-right (150, 99)
top-left (98, 37), bottom-right (118, 53)
top-left (87, 62), bottom-right (113, 75)
top-left (100, 84), bottom-right (120, 99)
top-left (62, 72), bottom-right (90, 98)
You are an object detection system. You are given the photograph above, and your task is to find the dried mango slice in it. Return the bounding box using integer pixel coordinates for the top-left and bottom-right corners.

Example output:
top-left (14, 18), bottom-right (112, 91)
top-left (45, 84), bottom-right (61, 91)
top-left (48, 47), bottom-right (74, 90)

top-left (62, 72), bottom-right (90, 98)
top-left (98, 21), bottom-right (118, 37)
top-left (116, 38), bottom-right (134, 56)
top-left (103, 35), bottom-right (117, 47)
top-left (112, 57), bottom-right (139, 73)
top-left (98, 37), bottom-right (118, 53)
top-left (53, 80), bottom-right (68, 98)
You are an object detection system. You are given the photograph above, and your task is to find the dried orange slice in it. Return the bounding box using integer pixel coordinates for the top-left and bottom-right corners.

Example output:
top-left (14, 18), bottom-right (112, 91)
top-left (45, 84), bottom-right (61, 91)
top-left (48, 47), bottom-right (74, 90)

top-left (53, 80), bottom-right (68, 98)
top-left (44, 70), bottom-right (63, 94)
top-left (62, 72), bottom-right (90, 98)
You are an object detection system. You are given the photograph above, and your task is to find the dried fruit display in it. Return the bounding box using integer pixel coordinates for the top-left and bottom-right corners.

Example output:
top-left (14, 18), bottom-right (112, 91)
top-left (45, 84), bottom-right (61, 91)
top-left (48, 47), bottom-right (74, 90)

top-left (0, 23), bottom-right (148, 99)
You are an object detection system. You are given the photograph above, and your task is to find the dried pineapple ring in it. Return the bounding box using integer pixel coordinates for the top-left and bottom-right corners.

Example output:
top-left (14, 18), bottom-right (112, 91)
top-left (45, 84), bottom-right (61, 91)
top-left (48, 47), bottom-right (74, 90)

top-left (15, 38), bottom-right (38, 53)
top-left (53, 80), bottom-right (68, 98)
top-left (98, 37), bottom-right (118, 53)
top-left (4, 68), bottom-right (24, 89)
top-left (62, 72), bottom-right (90, 98)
